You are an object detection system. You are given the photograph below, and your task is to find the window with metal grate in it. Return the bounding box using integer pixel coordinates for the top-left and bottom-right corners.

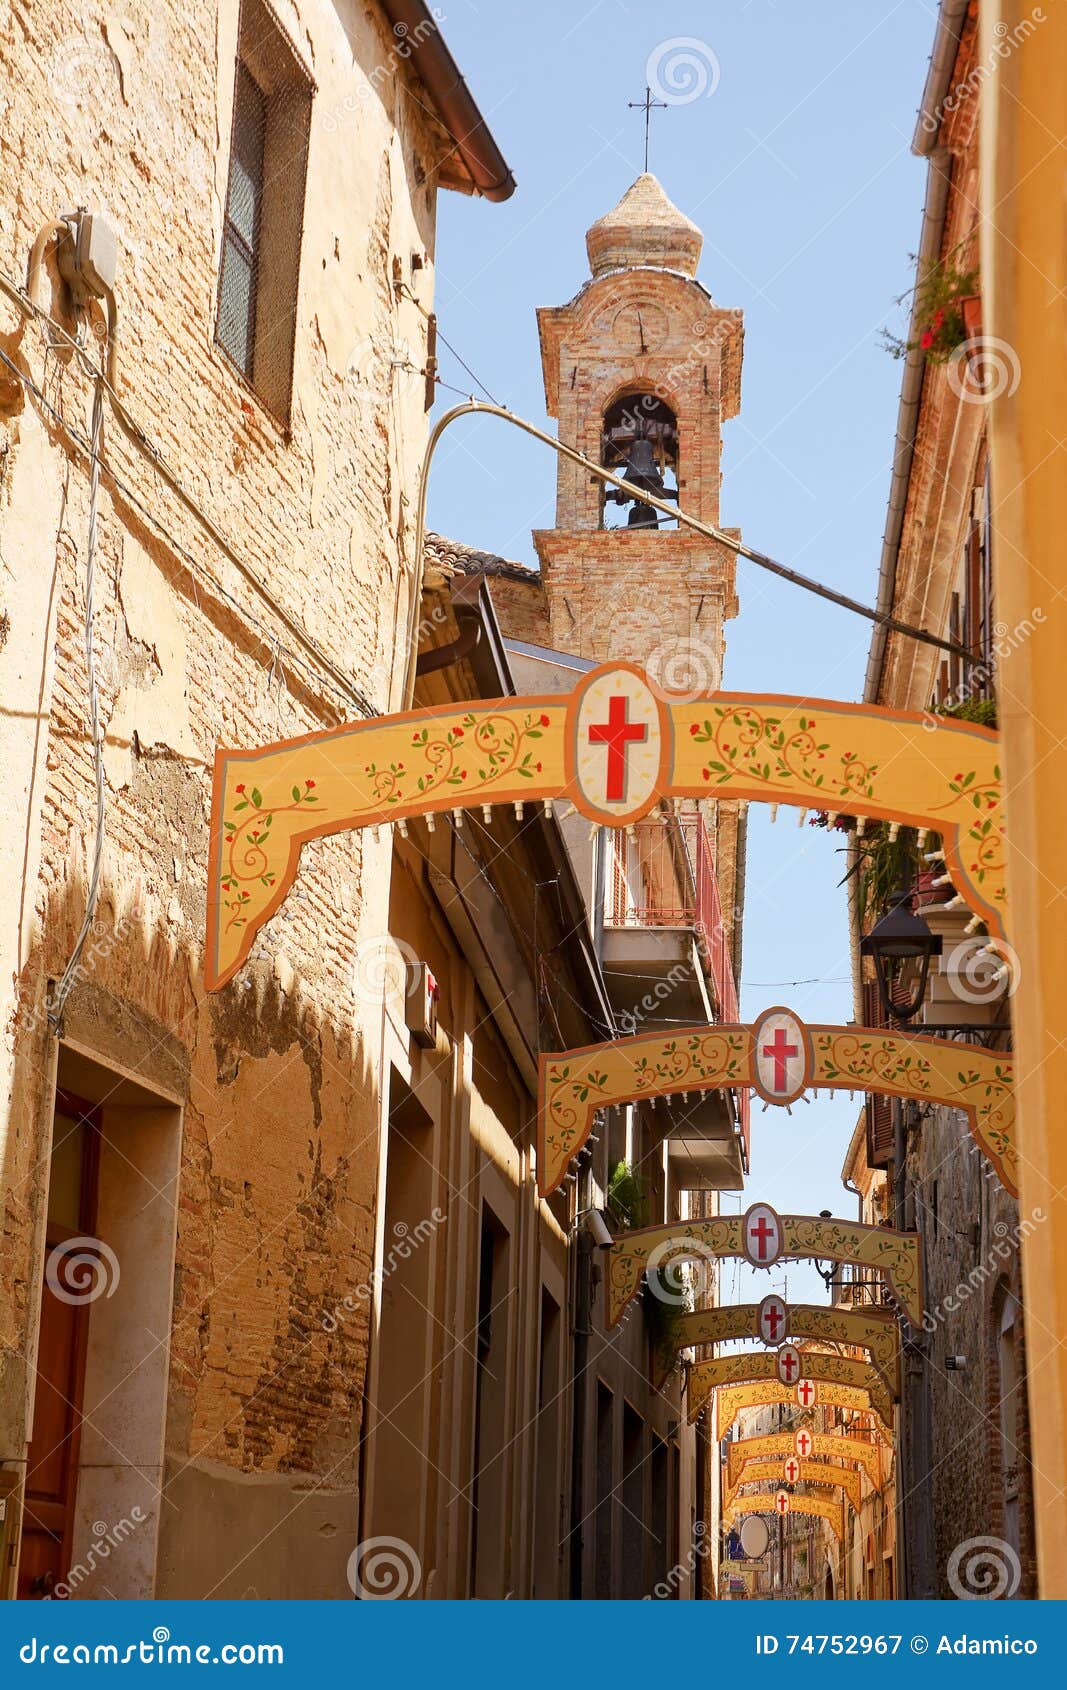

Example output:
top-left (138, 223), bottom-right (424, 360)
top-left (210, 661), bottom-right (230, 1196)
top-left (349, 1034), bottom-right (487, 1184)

top-left (215, 0), bottom-right (313, 426)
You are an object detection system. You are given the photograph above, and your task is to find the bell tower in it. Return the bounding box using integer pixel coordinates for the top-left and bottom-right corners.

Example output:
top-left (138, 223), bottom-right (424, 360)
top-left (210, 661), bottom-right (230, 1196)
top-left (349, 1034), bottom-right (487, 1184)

top-left (533, 174), bottom-right (743, 687)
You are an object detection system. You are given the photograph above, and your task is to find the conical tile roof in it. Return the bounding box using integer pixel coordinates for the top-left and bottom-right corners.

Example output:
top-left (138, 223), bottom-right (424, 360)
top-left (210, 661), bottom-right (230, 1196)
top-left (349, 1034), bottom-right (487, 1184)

top-left (586, 173), bottom-right (703, 277)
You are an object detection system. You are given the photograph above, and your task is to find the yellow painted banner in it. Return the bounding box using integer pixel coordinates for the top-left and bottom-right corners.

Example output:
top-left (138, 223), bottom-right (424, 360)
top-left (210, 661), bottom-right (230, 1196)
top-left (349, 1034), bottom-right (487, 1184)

top-left (727, 1432), bottom-right (883, 1492)
top-left (206, 665), bottom-right (1005, 988)
top-left (688, 1351), bottom-right (894, 1429)
top-left (677, 1302), bottom-right (900, 1396)
top-left (539, 1010), bottom-right (1015, 1196)
top-left (715, 1380), bottom-right (892, 1443)
top-left (724, 1459), bottom-right (863, 1514)
top-left (725, 1494), bottom-right (845, 1543)
top-left (605, 1212), bottom-right (922, 1329)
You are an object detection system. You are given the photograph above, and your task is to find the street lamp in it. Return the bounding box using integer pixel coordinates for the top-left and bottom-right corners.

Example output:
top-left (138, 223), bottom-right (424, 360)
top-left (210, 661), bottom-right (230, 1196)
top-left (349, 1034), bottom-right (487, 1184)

top-left (861, 888), bottom-right (943, 1022)
top-left (813, 1210), bottom-right (836, 1293)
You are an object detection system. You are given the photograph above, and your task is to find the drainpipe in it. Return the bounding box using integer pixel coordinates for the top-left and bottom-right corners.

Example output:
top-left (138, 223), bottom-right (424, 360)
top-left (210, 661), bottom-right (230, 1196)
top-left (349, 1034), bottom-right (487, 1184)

top-left (865, 0), bottom-right (969, 704)
top-left (569, 1195), bottom-right (594, 1599)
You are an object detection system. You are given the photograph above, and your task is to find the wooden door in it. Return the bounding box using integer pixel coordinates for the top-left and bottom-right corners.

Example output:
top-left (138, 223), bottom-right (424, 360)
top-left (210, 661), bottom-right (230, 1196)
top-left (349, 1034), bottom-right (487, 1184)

top-left (18, 1092), bottom-right (101, 1598)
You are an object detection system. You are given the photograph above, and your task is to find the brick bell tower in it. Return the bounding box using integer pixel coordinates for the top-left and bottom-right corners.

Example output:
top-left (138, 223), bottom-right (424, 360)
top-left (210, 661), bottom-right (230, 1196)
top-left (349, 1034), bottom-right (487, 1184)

top-left (533, 174), bottom-right (743, 688)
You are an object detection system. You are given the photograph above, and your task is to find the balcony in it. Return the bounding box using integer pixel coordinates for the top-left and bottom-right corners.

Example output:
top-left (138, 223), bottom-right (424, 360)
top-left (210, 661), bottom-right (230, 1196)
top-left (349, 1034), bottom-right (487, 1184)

top-left (831, 1264), bottom-right (893, 1310)
top-left (603, 811), bottom-right (748, 1184)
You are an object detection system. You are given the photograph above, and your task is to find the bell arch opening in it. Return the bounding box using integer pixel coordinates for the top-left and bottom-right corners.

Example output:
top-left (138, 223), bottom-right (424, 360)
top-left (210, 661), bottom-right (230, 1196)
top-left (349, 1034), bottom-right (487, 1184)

top-left (600, 392), bottom-right (679, 529)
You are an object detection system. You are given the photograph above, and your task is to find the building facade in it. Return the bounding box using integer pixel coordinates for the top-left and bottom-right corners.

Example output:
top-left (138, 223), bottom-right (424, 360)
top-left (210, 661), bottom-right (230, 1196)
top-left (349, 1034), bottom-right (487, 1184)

top-left (850, 0), bottom-right (1035, 1601)
top-left (0, 0), bottom-right (513, 1598)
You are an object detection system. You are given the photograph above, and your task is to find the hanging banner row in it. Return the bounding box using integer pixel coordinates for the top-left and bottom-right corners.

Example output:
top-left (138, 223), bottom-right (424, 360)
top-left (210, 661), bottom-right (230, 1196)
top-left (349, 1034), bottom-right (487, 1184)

top-left (206, 662), bottom-right (1004, 988)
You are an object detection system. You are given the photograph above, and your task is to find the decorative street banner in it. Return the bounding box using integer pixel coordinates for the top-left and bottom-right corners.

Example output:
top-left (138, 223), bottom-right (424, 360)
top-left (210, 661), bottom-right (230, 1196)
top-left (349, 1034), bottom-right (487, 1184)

top-left (724, 1459), bottom-right (863, 1515)
top-left (714, 1380), bottom-right (892, 1443)
top-left (205, 663), bottom-right (1005, 988)
top-left (674, 1302), bottom-right (900, 1396)
top-left (724, 1495), bottom-right (845, 1543)
top-left (538, 1007), bottom-right (1016, 1196)
top-left (727, 1433), bottom-right (884, 1493)
top-left (604, 1207), bottom-right (923, 1327)
top-left (686, 1350), bottom-right (894, 1428)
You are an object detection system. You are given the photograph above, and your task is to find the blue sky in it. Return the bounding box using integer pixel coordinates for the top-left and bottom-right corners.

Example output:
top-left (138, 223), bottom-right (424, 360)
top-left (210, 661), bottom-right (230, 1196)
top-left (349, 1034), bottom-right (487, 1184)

top-left (425, 0), bottom-right (936, 1300)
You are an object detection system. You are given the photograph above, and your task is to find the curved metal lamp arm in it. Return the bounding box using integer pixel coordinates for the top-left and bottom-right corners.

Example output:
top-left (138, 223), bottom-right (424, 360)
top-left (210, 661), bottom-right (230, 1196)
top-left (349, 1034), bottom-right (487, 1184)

top-left (404, 398), bottom-right (972, 707)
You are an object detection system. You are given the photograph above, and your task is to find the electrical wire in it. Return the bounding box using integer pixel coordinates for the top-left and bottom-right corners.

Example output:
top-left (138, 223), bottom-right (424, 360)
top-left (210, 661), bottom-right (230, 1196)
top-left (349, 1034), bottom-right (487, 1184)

top-left (0, 267), bottom-right (377, 722)
top-left (48, 371), bottom-right (106, 1032)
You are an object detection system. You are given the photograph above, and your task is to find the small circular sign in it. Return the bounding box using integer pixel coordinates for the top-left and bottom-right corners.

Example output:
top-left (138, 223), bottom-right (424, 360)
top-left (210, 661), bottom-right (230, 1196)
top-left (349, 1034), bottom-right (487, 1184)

top-left (774, 1489), bottom-right (790, 1516)
top-left (738, 1515), bottom-right (770, 1558)
top-left (795, 1428), bottom-right (814, 1459)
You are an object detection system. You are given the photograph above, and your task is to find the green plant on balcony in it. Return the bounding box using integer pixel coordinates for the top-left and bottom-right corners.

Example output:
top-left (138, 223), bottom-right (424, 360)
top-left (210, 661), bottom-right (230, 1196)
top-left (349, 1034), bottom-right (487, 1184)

top-left (643, 1267), bottom-right (691, 1379)
top-left (934, 694), bottom-right (998, 730)
top-left (606, 1159), bottom-right (648, 1230)
top-left (884, 256), bottom-right (979, 365)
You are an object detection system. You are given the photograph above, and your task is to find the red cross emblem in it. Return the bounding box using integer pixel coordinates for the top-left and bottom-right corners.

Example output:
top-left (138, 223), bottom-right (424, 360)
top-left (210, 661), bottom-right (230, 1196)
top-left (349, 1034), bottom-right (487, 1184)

top-left (774, 1490), bottom-right (790, 1516)
top-left (758, 1293), bottom-right (788, 1345)
top-left (586, 694), bottom-right (647, 802)
top-left (751, 1007), bottom-right (809, 1105)
top-left (742, 1203), bottom-right (781, 1268)
top-left (777, 1344), bottom-right (801, 1385)
top-left (795, 1430), bottom-right (813, 1458)
top-left (762, 1026), bottom-right (798, 1091)
top-left (784, 1457), bottom-right (800, 1483)
top-left (796, 1378), bottom-right (817, 1408)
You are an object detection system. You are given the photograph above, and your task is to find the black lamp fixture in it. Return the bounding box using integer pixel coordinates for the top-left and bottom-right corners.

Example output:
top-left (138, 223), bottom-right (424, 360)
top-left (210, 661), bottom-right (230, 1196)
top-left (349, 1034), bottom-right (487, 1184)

top-left (813, 1210), bottom-right (836, 1293)
top-left (861, 887), bottom-right (943, 1022)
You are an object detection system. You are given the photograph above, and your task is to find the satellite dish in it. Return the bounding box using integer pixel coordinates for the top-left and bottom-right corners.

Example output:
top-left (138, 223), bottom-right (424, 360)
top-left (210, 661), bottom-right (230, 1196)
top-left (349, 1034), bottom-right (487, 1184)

top-left (739, 1515), bottom-right (770, 1558)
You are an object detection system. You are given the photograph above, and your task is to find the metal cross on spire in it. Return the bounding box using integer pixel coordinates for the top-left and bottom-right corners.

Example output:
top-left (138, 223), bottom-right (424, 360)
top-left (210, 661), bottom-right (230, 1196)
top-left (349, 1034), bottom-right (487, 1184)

top-left (629, 84), bottom-right (668, 173)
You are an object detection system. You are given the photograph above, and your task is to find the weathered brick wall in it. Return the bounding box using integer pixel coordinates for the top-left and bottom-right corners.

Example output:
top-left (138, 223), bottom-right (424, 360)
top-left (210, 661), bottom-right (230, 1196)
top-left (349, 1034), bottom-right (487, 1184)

top-left (909, 1102), bottom-right (1036, 1597)
top-left (0, 0), bottom-right (456, 1596)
